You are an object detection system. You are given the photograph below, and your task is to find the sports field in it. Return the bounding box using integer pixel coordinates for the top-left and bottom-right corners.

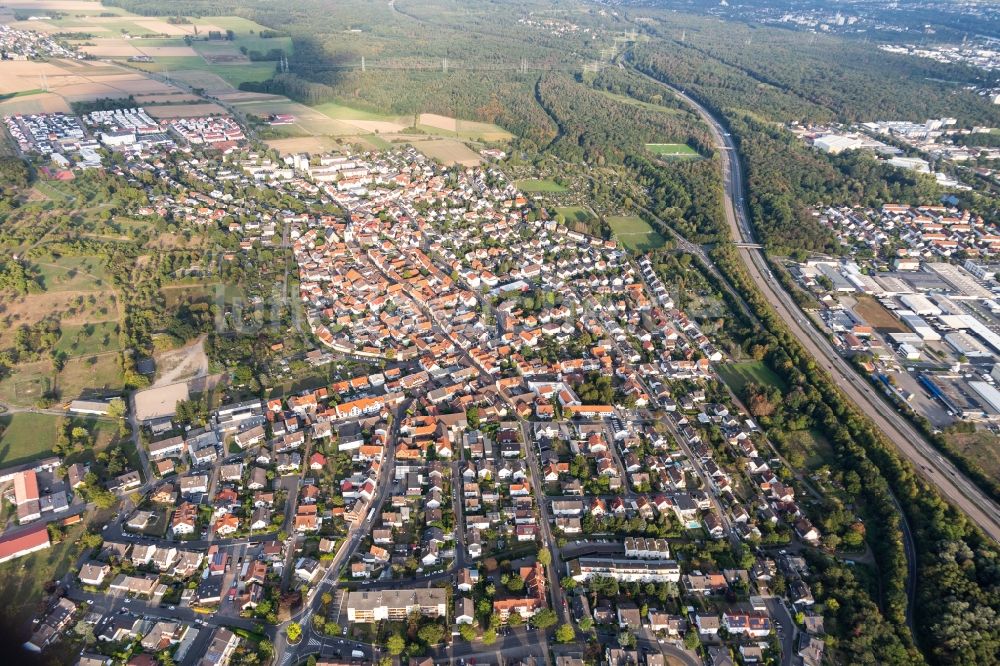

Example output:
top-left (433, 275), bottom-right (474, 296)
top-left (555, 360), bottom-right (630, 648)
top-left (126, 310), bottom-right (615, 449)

top-left (646, 143), bottom-right (699, 157)
top-left (608, 215), bottom-right (666, 252)
top-left (516, 178), bottom-right (568, 193)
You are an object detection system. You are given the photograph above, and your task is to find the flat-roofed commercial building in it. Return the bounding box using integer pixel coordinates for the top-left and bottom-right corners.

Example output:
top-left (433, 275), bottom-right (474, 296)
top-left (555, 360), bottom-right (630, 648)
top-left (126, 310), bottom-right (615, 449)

top-left (567, 556), bottom-right (680, 583)
top-left (346, 589), bottom-right (447, 623)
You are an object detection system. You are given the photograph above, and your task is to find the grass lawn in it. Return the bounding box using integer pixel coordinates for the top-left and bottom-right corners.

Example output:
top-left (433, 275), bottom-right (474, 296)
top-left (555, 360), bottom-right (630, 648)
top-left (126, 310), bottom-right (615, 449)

top-left (646, 143), bottom-right (699, 158)
top-left (607, 215), bottom-right (666, 252)
top-left (54, 321), bottom-right (122, 357)
top-left (0, 360), bottom-right (51, 406)
top-left (312, 102), bottom-right (404, 122)
top-left (946, 429), bottom-right (1000, 482)
top-left (0, 413), bottom-right (59, 466)
top-left (785, 429), bottom-right (835, 468)
top-left (716, 360), bottom-right (787, 395)
top-left (594, 88), bottom-right (685, 115)
top-left (516, 178), bottom-right (568, 193)
top-left (557, 206), bottom-right (594, 225)
top-left (360, 133), bottom-right (392, 150)
top-left (31, 180), bottom-right (74, 202)
top-left (56, 353), bottom-right (124, 400)
top-left (30, 255), bottom-right (110, 292)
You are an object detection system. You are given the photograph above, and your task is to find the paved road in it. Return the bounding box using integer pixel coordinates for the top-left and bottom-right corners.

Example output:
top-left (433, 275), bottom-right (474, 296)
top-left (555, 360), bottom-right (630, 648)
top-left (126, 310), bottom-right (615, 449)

top-left (278, 403), bottom-right (407, 666)
top-left (518, 419), bottom-right (571, 625)
top-left (636, 634), bottom-right (701, 666)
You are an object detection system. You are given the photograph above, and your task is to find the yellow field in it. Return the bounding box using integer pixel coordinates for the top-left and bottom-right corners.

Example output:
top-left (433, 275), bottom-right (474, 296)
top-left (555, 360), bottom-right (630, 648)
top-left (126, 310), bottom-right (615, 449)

top-left (0, 92), bottom-right (70, 115)
top-left (233, 98), bottom-right (360, 135)
top-left (0, 59), bottom-right (187, 103)
top-left (401, 137), bottom-right (482, 166)
top-left (266, 136), bottom-right (342, 155)
top-left (418, 113), bottom-right (513, 141)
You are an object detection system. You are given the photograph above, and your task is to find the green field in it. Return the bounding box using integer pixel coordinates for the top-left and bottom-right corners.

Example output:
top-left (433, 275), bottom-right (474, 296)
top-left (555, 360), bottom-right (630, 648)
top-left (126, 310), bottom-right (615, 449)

top-left (0, 413), bottom-right (59, 466)
top-left (557, 206), bottom-right (594, 225)
top-left (516, 178), bottom-right (568, 193)
top-left (716, 360), bottom-right (787, 395)
top-left (312, 102), bottom-right (405, 122)
top-left (607, 215), bottom-right (666, 252)
top-left (646, 143), bottom-right (699, 157)
top-left (128, 56), bottom-right (277, 88)
top-left (30, 256), bottom-right (110, 292)
top-left (785, 429), bottom-right (835, 469)
top-left (54, 322), bottom-right (122, 357)
top-left (595, 89), bottom-right (685, 115)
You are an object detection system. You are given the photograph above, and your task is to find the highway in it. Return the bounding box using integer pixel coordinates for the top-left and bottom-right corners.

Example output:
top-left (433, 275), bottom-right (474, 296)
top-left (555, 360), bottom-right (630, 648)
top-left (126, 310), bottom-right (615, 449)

top-left (623, 60), bottom-right (1000, 547)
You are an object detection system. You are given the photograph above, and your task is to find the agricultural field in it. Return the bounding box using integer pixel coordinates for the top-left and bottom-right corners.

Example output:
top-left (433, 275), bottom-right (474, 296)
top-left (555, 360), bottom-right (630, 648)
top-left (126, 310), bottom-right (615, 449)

top-left (717, 360), bottom-right (787, 395)
top-left (126, 56), bottom-right (277, 90)
top-left (417, 113), bottom-right (513, 141)
top-left (402, 136), bottom-right (481, 166)
top-left (239, 99), bottom-right (362, 135)
top-left (265, 135), bottom-right (342, 155)
top-left (607, 215), bottom-right (666, 252)
top-left (145, 102), bottom-right (228, 118)
top-left (646, 143), bottom-right (699, 157)
top-left (516, 178), bottom-right (567, 193)
top-left (314, 102), bottom-right (408, 123)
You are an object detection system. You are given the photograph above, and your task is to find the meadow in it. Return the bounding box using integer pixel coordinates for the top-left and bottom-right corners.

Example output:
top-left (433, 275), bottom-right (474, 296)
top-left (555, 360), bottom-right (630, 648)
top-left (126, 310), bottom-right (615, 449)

top-left (607, 215), bottom-right (666, 252)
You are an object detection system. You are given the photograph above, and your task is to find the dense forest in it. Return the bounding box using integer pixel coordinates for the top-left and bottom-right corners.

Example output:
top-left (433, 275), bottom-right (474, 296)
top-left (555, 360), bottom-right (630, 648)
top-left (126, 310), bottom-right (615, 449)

top-left (636, 14), bottom-right (1000, 127)
top-left (535, 72), bottom-right (711, 165)
top-left (632, 50), bottom-right (948, 255)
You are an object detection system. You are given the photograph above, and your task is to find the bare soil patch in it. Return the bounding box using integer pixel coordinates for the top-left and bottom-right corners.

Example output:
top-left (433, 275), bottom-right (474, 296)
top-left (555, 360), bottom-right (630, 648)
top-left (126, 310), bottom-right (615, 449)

top-left (153, 335), bottom-right (208, 387)
top-left (266, 136), bottom-right (341, 155)
top-left (853, 295), bottom-right (907, 333)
